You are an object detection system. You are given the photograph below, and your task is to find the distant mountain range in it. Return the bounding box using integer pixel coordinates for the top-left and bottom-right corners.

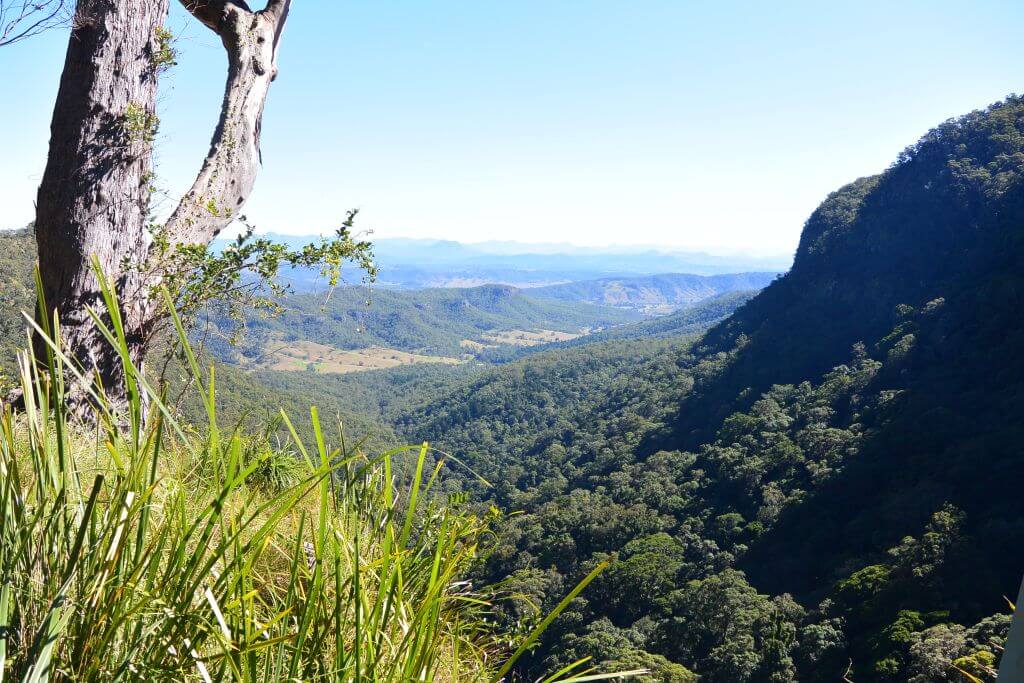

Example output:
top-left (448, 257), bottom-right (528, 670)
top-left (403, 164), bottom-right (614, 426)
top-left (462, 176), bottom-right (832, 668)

top-left (529, 272), bottom-right (778, 312)
top-left (216, 235), bottom-right (791, 290)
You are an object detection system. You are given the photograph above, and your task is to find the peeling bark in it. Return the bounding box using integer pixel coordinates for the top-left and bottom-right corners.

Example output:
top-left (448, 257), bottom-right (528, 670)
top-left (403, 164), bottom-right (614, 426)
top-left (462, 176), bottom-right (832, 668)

top-left (33, 0), bottom-right (290, 418)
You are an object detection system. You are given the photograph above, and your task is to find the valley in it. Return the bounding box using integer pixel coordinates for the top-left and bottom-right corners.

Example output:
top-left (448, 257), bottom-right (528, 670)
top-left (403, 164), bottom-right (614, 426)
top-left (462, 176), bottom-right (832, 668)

top-left (197, 96), bottom-right (1024, 682)
top-left (2, 4), bottom-right (1018, 681)
top-left (373, 97), bottom-right (1024, 682)
top-left (2, 96), bottom-right (1022, 683)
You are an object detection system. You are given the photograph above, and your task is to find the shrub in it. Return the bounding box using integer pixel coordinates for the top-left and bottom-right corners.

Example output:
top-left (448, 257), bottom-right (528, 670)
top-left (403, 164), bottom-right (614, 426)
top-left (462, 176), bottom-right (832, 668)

top-left (0, 276), bottom-right (633, 682)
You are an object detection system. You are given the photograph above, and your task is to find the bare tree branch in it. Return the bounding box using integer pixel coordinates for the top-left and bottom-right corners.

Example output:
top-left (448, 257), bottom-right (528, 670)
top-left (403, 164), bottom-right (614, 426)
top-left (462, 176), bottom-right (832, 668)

top-left (160, 0), bottom-right (291, 250)
top-left (261, 0), bottom-right (289, 47)
top-left (176, 0), bottom-right (250, 34)
top-left (0, 0), bottom-right (70, 47)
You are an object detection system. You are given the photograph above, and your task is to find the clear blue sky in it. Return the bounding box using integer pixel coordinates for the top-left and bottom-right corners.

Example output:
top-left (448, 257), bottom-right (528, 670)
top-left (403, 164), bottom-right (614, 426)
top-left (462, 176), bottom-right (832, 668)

top-left (1, 1), bottom-right (1021, 255)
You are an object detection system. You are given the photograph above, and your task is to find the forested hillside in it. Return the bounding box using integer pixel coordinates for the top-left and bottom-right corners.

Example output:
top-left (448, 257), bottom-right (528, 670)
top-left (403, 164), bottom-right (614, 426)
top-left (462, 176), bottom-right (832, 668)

top-left (0, 228), bottom-right (35, 377)
top-left (208, 283), bottom-right (642, 364)
top-left (528, 290), bottom-right (758, 346)
top-left (388, 97), bottom-right (1024, 681)
top-left (474, 290), bottom-right (758, 363)
top-left (2, 93), bottom-right (1020, 683)
top-left (530, 272), bottom-right (777, 312)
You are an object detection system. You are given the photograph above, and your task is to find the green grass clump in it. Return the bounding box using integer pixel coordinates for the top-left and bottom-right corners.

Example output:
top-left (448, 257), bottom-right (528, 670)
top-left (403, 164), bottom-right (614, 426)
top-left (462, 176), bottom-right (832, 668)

top-left (0, 271), bottom-right (640, 682)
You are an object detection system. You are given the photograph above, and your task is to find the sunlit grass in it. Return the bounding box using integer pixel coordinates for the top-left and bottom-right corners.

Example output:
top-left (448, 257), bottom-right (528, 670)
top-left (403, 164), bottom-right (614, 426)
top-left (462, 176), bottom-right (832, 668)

top-left (0, 268), bottom-right (643, 682)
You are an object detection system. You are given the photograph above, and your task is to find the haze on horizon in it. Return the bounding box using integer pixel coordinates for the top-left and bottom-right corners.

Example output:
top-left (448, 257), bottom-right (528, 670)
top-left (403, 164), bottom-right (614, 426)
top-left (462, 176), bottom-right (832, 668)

top-left (1, 0), bottom-right (1021, 256)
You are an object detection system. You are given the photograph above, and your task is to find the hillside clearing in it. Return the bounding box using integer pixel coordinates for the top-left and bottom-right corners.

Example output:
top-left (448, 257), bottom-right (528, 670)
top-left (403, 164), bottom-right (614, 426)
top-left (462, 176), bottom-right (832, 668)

top-left (252, 339), bottom-right (462, 373)
top-left (481, 328), bottom-right (586, 346)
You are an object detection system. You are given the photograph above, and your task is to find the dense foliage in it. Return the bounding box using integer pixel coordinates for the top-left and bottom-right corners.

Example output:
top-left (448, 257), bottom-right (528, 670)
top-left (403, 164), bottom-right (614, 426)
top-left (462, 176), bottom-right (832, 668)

top-left (381, 97), bottom-right (1024, 681)
top-left (170, 358), bottom-right (403, 452)
top-left (0, 228), bottom-right (35, 378)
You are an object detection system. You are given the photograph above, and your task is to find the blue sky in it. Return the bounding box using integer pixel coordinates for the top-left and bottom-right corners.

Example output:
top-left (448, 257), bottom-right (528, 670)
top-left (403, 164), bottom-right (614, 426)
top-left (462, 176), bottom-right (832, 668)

top-left (1, 1), bottom-right (1021, 254)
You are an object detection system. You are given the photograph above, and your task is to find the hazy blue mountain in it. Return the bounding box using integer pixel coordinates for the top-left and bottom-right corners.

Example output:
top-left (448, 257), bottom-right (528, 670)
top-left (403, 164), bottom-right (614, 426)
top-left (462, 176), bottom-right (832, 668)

top-left (527, 272), bottom-right (777, 311)
top-left (214, 235), bottom-right (792, 290)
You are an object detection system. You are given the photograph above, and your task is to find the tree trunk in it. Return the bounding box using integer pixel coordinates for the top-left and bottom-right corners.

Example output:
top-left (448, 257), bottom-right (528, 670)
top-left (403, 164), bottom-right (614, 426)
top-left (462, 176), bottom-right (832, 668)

top-left (33, 0), bottom-right (290, 420)
top-left (34, 0), bottom-right (169, 418)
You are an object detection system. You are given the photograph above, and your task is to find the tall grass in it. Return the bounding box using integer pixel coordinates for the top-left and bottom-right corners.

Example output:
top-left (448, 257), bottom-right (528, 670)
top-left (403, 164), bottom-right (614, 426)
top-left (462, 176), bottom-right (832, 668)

top-left (0, 271), bottom-right (641, 682)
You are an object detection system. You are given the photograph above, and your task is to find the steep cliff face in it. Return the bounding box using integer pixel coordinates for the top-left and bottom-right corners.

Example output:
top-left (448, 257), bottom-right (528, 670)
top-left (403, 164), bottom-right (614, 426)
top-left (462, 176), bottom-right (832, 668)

top-left (355, 97), bottom-right (1024, 681)
top-left (665, 96), bottom-right (1024, 452)
top-left (740, 179), bottom-right (1024, 600)
top-left (645, 96), bottom-right (1024, 609)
